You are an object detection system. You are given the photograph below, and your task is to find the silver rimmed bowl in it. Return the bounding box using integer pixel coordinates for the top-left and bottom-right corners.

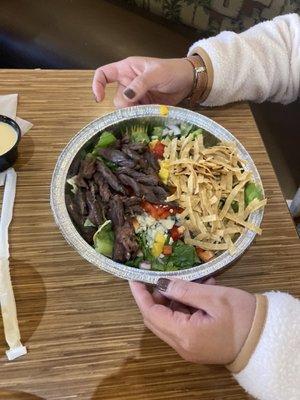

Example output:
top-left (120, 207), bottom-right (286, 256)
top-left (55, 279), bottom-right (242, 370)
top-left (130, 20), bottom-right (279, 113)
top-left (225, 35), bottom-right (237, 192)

top-left (50, 105), bottom-right (264, 284)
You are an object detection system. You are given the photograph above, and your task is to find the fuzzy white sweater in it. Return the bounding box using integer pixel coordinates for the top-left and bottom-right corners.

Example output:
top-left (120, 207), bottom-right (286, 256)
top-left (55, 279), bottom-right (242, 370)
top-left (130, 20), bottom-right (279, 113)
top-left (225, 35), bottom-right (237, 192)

top-left (188, 14), bottom-right (300, 400)
top-left (188, 13), bottom-right (300, 106)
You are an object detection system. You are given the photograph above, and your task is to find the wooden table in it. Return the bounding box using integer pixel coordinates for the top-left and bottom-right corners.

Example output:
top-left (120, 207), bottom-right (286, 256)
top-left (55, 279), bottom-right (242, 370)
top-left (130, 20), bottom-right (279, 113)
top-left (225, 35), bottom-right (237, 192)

top-left (0, 70), bottom-right (299, 400)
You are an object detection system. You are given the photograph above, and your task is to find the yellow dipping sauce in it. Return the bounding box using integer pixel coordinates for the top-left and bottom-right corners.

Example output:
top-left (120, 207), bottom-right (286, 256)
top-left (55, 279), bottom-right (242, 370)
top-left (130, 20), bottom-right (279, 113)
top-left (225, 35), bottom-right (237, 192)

top-left (0, 122), bottom-right (18, 156)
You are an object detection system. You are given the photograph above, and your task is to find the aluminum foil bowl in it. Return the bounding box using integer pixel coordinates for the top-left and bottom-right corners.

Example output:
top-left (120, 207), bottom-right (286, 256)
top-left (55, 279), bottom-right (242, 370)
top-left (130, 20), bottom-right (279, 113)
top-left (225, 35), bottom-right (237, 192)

top-left (51, 105), bottom-right (264, 284)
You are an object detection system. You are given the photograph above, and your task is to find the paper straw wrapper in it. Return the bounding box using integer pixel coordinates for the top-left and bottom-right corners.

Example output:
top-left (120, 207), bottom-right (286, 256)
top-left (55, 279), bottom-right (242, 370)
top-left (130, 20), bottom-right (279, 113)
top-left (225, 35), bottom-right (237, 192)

top-left (0, 169), bottom-right (27, 360)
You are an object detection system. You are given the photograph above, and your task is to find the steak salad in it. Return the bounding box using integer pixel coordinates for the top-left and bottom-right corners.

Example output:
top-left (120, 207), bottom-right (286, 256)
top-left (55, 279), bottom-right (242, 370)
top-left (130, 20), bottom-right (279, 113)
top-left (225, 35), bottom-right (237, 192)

top-left (66, 121), bottom-right (266, 271)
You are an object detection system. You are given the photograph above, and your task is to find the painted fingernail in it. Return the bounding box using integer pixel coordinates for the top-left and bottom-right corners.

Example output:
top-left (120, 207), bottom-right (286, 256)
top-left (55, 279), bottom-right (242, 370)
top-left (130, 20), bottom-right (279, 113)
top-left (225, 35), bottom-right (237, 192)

top-left (156, 278), bottom-right (170, 292)
top-left (93, 94), bottom-right (99, 103)
top-left (124, 88), bottom-right (136, 99)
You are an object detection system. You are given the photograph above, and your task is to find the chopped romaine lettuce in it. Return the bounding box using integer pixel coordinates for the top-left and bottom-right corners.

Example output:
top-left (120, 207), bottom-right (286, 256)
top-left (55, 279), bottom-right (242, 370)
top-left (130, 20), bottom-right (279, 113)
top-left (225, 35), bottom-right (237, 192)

top-left (93, 220), bottom-right (114, 257)
top-left (129, 125), bottom-right (150, 144)
top-left (92, 131), bottom-right (117, 156)
top-left (192, 128), bottom-right (203, 138)
top-left (125, 256), bottom-right (144, 268)
top-left (167, 241), bottom-right (199, 269)
top-left (84, 218), bottom-right (95, 227)
top-left (66, 176), bottom-right (78, 194)
top-left (151, 126), bottom-right (164, 139)
top-left (180, 123), bottom-right (193, 137)
top-left (231, 200), bottom-right (239, 213)
top-left (245, 182), bottom-right (263, 206)
top-left (137, 232), bottom-right (152, 260)
top-left (97, 131), bottom-right (117, 148)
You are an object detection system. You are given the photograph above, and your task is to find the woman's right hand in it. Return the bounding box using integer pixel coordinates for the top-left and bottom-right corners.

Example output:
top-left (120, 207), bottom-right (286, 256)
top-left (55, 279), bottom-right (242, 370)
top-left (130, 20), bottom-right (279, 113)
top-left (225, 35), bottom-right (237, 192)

top-left (129, 278), bottom-right (256, 365)
top-left (92, 57), bottom-right (194, 109)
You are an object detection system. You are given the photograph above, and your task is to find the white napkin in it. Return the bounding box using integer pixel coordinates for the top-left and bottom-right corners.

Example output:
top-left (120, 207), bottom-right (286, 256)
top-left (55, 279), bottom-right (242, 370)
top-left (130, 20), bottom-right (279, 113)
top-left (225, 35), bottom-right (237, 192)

top-left (0, 94), bottom-right (33, 360)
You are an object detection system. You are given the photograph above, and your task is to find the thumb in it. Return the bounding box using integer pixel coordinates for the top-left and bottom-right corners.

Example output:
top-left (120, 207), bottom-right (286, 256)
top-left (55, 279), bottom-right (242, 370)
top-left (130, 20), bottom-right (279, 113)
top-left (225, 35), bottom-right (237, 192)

top-left (156, 278), bottom-right (218, 313)
top-left (123, 70), bottom-right (157, 103)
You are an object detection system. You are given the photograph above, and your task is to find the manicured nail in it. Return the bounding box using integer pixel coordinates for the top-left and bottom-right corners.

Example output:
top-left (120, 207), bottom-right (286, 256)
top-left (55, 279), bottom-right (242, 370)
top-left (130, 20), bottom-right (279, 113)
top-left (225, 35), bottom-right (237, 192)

top-left (124, 88), bottom-right (136, 99)
top-left (93, 94), bottom-right (99, 103)
top-left (156, 278), bottom-right (170, 292)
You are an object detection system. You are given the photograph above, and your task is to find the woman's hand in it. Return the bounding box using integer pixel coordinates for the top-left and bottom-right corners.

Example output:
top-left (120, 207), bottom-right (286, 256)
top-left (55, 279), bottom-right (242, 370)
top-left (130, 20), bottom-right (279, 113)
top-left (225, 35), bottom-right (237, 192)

top-left (92, 57), bottom-right (194, 108)
top-left (129, 278), bottom-right (256, 365)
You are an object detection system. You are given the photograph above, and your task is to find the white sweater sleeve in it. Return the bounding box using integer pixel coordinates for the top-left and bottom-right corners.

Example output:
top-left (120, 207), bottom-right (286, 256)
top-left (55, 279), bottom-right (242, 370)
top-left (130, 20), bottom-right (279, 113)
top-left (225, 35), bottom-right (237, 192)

top-left (234, 292), bottom-right (300, 400)
top-left (188, 14), bottom-right (300, 106)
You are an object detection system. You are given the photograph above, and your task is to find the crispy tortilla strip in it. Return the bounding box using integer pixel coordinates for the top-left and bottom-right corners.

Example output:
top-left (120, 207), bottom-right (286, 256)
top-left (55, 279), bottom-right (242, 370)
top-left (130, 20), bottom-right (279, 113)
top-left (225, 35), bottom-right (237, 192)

top-left (244, 198), bottom-right (267, 219)
top-left (219, 177), bottom-right (250, 220)
top-left (202, 215), bottom-right (218, 223)
top-left (225, 213), bottom-right (262, 234)
top-left (163, 134), bottom-right (266, 253)
top-left (185, 238), bottom-right (229, 251)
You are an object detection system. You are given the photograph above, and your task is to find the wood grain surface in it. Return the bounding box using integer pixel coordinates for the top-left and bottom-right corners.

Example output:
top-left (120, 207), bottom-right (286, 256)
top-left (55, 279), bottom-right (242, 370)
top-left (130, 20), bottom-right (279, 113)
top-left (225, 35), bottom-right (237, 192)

top-left (0, 70), bottom-right (299, 400)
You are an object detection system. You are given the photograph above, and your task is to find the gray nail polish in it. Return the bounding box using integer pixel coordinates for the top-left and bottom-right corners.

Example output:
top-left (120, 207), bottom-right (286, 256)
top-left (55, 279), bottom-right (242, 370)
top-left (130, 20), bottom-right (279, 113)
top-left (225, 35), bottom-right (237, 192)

top-left (124, 88), bottom-right (136, 99)
top-left (156, 278), bottom-right (170, 292)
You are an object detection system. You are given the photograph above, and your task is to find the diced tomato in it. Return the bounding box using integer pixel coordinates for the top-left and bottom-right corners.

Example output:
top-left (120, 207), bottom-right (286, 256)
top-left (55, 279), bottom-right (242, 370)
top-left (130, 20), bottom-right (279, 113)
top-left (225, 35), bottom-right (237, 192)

top-left (170, 226), bottom-right (183, 241)
top-left (196, 247), bottom-right (205, 257)
top-left (162, 245), bottom-right (173, 255)
top-left (196, 248), bottom-right (214, 262)
top-left (151, 141), bottom-right (165, 159)
top-left (142, 201), bottom-right (183, 220)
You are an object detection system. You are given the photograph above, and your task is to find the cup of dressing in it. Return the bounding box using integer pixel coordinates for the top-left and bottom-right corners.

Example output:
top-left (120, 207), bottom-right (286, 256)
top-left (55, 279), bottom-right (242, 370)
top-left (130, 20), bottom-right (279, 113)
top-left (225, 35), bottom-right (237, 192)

top-left (0, 115), bottom-right (21, 172)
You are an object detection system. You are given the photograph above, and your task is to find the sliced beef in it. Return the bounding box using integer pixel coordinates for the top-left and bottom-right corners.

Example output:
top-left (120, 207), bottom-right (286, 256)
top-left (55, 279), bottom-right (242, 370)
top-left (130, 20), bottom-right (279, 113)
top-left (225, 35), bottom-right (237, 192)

top-left (118, 174), bottom-right (142, 197)
top-left (74, 187), bottom-right (88, 216)
top-left (144, 151), bottom-right (159, 171)
top-left (76, 157), bottom-right (96, 188)
top-left (66, 194), bottom-right (85, 227)
top-left (98, 148), bottom-right (135, 168)
top-left (66, 194), bottom-right (96, 245)
top-left (122, 196), bottom-right (143, 216)
top-left (81, 227), bottom-right (97, 245)
top-left (116, 168), bottom-right (159, 186)
top-left (124, 204), bottom-right (143, 217)
top-left (76, 174), bottom-right (88, 189)
top-left (113, 139), bottom-right (122, 150)
top-left (113, 221), bottom-right (139, 262)
top-left (122, 196), bottom-right (141, 207)
top-left (68, 157), bottom-right (81, 177)
top-left (140, 184), bottom-right (160, 204)
top-left (121, 145), bottom-right (141, 162)
top-left (94, 172), bottom-right (111, 202)
top-left (96, 160), bottom-right (125, 194)
top-left (80, 157), bottom-right (96, 179)
top-left (153, 185), bottom-right (169, 203)
top-left (108, 195), bottom-right (125, 228)
top-left (121, 131), bottom-right (130, 144)
top-left (89, 181), bottom-right (98, 200)
top-left (113, 239), bottom-right (126, 262)
top-left (124, 142), bottom-right (146, 154)
top-left (86, 190), bottom-right (104, 227)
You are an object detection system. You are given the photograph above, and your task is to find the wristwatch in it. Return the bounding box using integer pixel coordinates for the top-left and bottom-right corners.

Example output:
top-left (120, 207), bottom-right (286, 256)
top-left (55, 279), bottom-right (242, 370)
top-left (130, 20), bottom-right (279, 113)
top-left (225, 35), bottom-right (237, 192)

top-left (185, 55), bottom-right (208, 108)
